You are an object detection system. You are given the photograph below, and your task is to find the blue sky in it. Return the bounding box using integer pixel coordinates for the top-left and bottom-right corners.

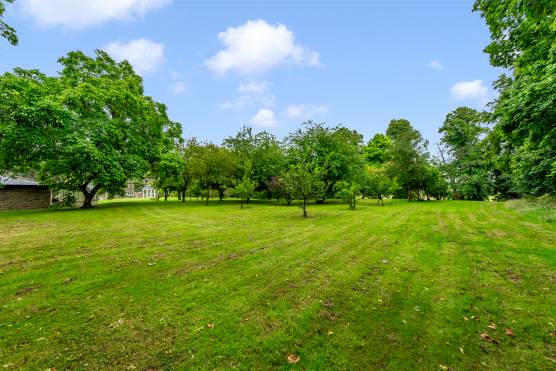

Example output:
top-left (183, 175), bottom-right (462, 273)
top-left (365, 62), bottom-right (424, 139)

top-left (1, 0), bottom-right (500, 147)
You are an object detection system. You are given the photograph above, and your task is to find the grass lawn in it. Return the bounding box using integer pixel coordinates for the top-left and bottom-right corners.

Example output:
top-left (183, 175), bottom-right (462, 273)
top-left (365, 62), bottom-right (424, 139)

top-left (1, 199), bottom-right (555, 369)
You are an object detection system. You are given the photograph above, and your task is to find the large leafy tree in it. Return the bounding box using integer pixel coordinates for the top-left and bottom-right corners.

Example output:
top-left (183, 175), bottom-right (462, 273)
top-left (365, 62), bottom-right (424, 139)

top-left (154, 151), bottom-right (182, 201)
top-left (364, 133), bottom-right (392, 165)
top-left (224, 126), bottom-right (285, 195)
top-left (233, 160), bottom-right (256, 209)
top-left (189, 143), bottom-right (236, 204)
top-left (438, 107), bottom-right (492, 200)
top-left (385, 119), bottom-right (430, 201)
top-left (361, 165), bottom-right (399, 205)
top-left (154, 138), bottom-right (198, 202)
top-left (0, 50), bottom-right (177, 207)
top-left (0, 0), bottom-right (17, 46)
top-left (474, 0), bottom-right (556, 195)
top-left (283, 163), bottom-right (325, 218)
top-left (286, 122), bottom-right (365, 201)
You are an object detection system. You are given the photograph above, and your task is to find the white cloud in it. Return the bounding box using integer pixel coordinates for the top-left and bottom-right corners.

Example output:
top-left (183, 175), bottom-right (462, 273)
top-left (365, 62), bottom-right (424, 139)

top-left (284, 104), bottom-right (330, 120)
top-left (428, 60), bottom-right (444, 69)
top-left (20, 0), bottom-right (171, 28)
top-left (206, 19), bottom-right (321, 75)
top-left (104, 38), bottom-right (165, 75)
top-left (220, 81), bottom-right (274, 110)
top-left (249, 108), bottom-right (278, 128)
top-left (172, 82), bottom-right (186, 94)
top-left (450, 80), bottom-right (489, 104)
top-left (238, 81), bottom-right (268, 94)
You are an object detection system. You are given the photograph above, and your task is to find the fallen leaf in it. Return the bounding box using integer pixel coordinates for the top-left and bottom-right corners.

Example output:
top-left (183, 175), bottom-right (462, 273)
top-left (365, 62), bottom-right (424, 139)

top-left (480, 333), bottom-right (499, 344)
top-left (63, 277), bottom-right (73, 285)
top-left (327, 330), bottom-right (334, 335)
top-left (459, 347), bottom-right (464, 354)
top-left (110, 318), bottom-right (125, 328)
top-left (487, 322), bottom-right (497, 330)
top-left (463, 316), bottom-right (469, 321)
top-left (505, 328), bottom-right (515, 337)
top-left (287, 354), bottom-right (300, 364)
top-left (439, 365), bottom-right (448, 370)
top-left (207, 323), bottom-right (214, 329)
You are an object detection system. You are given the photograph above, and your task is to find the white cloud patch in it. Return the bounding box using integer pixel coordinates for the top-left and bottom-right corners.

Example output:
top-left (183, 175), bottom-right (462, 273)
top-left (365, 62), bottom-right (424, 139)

top-left (104, 38), bottom-right (165, 75)
top-left (20, 0), bottom-right (171, 28)
top-left (238, 81), bottom-right (268, 94)
top-left (249, 108), bottom-right (278, 128)
top-left (450, 80), bottom-right (489, 104)
top-left (172, 82), bottom-right (186, 94)
top-left (169, 69), bottom-right (187, 94)
top-left (206, 19), bottom-right (321, 75)
top-left (220, 81), bottom-right (274, 110)
top-left (428, 60), bottom-right (444, 69)
top-left (284, 104), bottom-right (330, 120)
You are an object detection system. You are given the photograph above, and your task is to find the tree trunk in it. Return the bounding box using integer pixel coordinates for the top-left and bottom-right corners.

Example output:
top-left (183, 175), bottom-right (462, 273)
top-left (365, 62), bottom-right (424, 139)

top-left (302, 198), bottom-right (307, 218)
top-left (82, 192), bottom-right (94, 209)
top-left (206, 187), bottom-right (210, 205)
top-left (81, 183), bottom-right (101, 209)
top-left (408, 186), bottom-right (412, 202)
top-left (240, 200), bottom-right (244, 209)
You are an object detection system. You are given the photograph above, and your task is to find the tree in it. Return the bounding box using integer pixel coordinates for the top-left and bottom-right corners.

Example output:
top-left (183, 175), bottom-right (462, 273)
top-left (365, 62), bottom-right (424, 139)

top-left (0, 0), bottom-right (17, 46)
top-left (189, 143), bottom-right (235, 205)
top-left (364, 133), bottom-right (392, 165)
top-left (234, 161), bottom-right (256, 209)
top-left (0, 50), bottom-right (176, 208)
top-left (385, 119), bottom-right (430, 201)
top-left (224, 126), bottom-right (285, 196)
top-left (267, 176), bottom-right (291, 205)
top-left (438, 107), bottom-right (491, 200)
top-left (175, 138), bottom-right (198, 202)
top-left (421, 165), bottom-right (449, 201)
top-left (474, 0), bottom-right (556, 196)
top-left (334, 181), bottom-right (360, 209)
top-left (286, 122), bottom-right (365, 202)
top-left (362, 165), bottom-right (399, 205)
top-left (154, 151), bottom-right (182, 201)
top-left (283, 164), bottom-right (324, 218)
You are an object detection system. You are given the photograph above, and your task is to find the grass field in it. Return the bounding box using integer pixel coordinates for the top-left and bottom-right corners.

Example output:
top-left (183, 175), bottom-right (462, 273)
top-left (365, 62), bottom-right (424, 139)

top-left (1, 199), bottom-right (555, 369)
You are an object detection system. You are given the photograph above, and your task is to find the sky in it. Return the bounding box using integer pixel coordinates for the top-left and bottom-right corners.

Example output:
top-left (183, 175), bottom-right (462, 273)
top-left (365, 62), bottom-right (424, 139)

top-left (1, 0), bottom-right (501, 147)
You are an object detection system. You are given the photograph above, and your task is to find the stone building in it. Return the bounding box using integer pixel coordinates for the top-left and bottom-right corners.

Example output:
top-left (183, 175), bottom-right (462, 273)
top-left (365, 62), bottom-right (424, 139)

top-left (0, 176), bottom-right (51, 210)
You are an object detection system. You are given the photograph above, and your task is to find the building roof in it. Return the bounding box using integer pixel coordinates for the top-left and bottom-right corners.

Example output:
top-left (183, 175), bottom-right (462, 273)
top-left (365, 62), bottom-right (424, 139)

top-left (0, 175), bottom-right (41, 187)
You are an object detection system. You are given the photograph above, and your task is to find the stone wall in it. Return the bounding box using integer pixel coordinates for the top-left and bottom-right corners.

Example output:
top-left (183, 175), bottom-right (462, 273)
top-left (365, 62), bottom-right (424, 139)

top-left (0, 187), bottom-right (51, 210)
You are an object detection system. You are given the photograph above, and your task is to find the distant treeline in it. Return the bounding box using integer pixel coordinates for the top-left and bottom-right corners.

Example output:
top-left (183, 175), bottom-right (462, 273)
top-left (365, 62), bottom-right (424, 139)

top-left (1, 1), bottom-right (554, 212)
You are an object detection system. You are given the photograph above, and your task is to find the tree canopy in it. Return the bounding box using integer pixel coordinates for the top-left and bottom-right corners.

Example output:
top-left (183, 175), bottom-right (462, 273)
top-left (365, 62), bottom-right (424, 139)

top-left (0, 0), bottom-right (17, 46)
top-left (0, 50), bottom-right (178, 207)
top-left (474, 0), bottom-right (556, 196)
